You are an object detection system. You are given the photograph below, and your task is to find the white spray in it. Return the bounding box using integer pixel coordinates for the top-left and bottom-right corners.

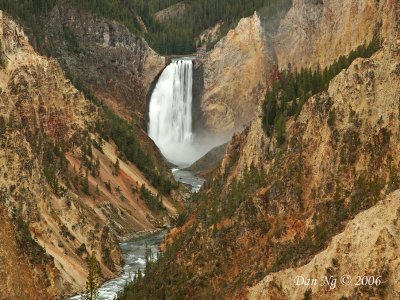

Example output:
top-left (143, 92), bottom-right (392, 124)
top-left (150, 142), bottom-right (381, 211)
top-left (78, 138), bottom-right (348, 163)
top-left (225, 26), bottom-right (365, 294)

top-left (149, 59), bottom-right (195, 166)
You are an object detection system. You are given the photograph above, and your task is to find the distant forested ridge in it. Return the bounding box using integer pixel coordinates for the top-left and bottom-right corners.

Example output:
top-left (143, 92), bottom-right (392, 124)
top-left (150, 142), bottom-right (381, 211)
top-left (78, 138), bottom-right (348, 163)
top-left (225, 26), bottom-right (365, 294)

top-left (139, 0), bottom-right (292, 54)
top-left (0, 0), bottom-right (291, 54)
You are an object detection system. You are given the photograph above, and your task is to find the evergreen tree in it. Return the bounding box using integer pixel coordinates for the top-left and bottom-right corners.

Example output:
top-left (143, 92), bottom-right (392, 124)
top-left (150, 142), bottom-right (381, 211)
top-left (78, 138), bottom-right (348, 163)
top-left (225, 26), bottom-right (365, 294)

top-left (81, 252), bottom-right (101, 300)
top-left (82, 170), bottom-right (90, 195)
top-left (0, 40), bottom-right (7, 69)
top-left (113, 159), bottom-right (120, 176)
top-left (0, 0), bottom-right (292, 55)
top-left (262, 36), bottom-right (381, 138)
top-left (91, 157), bottom-right (100, 177)
top-left (275, 113), bottom-right (286, 146)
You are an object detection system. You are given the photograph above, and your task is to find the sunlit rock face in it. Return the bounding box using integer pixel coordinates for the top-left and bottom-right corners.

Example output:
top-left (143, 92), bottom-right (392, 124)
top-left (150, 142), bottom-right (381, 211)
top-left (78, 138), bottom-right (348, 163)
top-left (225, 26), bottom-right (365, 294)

top-left (274, 0), bottom-right (397, 70)
top-left (200, 12), bottom-right (271, 135)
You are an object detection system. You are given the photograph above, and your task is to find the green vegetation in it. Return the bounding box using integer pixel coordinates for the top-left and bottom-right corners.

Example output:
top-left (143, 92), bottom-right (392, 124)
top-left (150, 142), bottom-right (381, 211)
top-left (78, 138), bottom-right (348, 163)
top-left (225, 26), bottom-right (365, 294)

top-left (113, 159), bottom-right (120, 176)
top-left (0, 0), bottom-right (291, 55)
top-left (117, 225), bottom-right (195, 300)
top-left (64, 66), bottom-right (177, 197)
top-left (97, 107), bottom-right (176, 195)
top-left (304, 289), bottom-right (312, 300)
top-left (0, 40), bottom-right (7, 68)
top-left (197, 165), bottom-right (265, 225)
top-left (81, 252), bottom-right (101, 300)
top-left (65, 70), bottom-right (101, 105)
top-left (141, 0), bottom-right (292, 54)
top-left (63, 25), bottom-right (81, 53)
top-left (262, 37), bottom-right (381, 142)
top-left (81, 137), bottom-right (101, 178)
top-left (140, 184), bottom-right (165, 212)
top-left (82, 170), bottom-right (90, 195)
top-left (40, 137), bottom-right (68, 196)
top-left (117, 166), bottom-right (266, 299)
top-left (15, 214), bottom-right (52, 265)
top-left (117, 111), bottom-right (388, 299)
top-left (175, 210), bottom-right (188, 227)
top-left (271, 174), bottom-right (385, 272)
top-left (0, 0), bottom-right (56, 52)
top-left (68, 0), bottom-right (143, 35)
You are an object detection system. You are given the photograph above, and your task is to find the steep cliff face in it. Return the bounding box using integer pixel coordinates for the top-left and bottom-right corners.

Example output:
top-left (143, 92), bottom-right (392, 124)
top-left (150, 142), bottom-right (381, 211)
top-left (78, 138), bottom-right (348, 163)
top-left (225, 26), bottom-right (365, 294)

top-left (220, 37), bottom-right (400, 298)
top-left (274, 0), bottom-right (396, 70)
top-left (41, 2), bottom-right (165, 121)
top-left (33, 1), bottom-right (169, 184)
top-left (200, 13), bottom-right (271, 134)
top-left (154, 2), bottom-right (188, 23)
top-left (223, 2), bottom-right (400, 297)
top-left (0, 204), bottom-right (59, 300)
top-left (220, 105), bottom-right (265, 179)
top-left (0, 11), bottom-right (176, 299)
top-left (120, 1), bottom-right (400, 298)
top-left (248, 191), bottom-right (400, 299)
top-left (223, 0), bottom-right (400, 178)
top-left (199, 0), bottom-right (397, 138)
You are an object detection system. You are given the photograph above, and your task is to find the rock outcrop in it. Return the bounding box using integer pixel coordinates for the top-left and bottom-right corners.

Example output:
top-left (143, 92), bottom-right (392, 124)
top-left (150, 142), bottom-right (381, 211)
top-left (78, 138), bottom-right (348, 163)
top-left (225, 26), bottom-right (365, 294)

top-left (0, 11), bottom-right (176, 299)
top-left (154, 2), bottom-right (188, 23)
top-left (126, 2), bottom-right (400, 298)
top-left (223, 0), bottom-right (400, 177)
top-left (199, 0), bottom-right (398, 138)
top-left (274, 0), bottom-right (396, 70)
top-left (196, 22), bottom-right (223, 51)
top-left (188, 142), bottom-right (228, 175)
top-left (227, 2), bottom-right (400, 297)
top-left (248, 191), bottom-right (400, 299)
top-left (200, 12), bottom-right (271, 134)
top-left (41, 2), bottom-right (165, 121)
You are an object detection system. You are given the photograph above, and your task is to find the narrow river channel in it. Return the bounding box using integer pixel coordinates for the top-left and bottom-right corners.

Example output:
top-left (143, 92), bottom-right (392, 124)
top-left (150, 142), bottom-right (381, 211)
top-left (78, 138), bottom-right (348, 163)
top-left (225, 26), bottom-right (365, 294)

top-left (67, 169), bottom-right (203, 300)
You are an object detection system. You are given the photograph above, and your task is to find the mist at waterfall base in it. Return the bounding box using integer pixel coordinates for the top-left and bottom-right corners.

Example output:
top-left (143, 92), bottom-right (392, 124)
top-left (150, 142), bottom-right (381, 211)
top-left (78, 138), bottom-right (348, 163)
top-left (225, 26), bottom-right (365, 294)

top-left (149, 59), bottom-right (226, 167)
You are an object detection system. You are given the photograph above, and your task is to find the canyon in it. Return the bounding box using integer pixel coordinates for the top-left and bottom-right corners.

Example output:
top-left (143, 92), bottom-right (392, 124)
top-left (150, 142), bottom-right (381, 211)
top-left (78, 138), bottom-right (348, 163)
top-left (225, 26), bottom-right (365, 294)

top-left (0, 8), bottom-right (178, 299)
top-left (118, 0), bottom-right (400, 299)
top-left (0, 0), bottom-right (399, 299)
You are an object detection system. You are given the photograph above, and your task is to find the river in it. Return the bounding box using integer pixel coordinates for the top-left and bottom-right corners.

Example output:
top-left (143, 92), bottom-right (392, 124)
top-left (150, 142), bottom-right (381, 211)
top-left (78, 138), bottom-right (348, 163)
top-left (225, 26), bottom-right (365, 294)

top-left (66, 169), bottom-right (203, 300)
top-left (67, 57), bottom-right (205, 299)
top-left (172, 168), bottom-right (205, 193)
top-left (66, 231), bottom-right (166, 300)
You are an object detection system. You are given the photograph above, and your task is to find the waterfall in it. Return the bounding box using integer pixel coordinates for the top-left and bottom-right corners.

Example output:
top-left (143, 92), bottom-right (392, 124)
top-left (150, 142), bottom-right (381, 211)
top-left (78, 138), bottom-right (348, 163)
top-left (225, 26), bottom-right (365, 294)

top-left (148, 59), bottom-right (194, 166)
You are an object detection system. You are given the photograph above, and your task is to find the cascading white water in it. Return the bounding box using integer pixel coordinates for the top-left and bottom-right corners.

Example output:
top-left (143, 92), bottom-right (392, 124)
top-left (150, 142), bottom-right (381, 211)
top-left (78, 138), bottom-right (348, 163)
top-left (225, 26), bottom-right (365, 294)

top-left (148, 59), bottom-right (195, 166)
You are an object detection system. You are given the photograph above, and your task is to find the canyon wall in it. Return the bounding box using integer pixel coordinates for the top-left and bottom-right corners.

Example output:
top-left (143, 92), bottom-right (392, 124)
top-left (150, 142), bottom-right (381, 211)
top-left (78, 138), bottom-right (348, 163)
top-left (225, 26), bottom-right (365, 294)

top-left (200, 13), bottom-right (271, 135)
top-left (275, 0), bottom-right (397, 70)
top-left (199, 0), bottom-right (397, 138)
top-left (41, 2), bottom-right (165, 122)
top-left (0, 11), bottom-right (176, 299)
top-left (248, 191), bottom-right (400, 299)
top-left (126, 1), bottom-right (400, 298)
top-left (227, 1), bottom-right (400, 297)
top-left (222, 0), bottom-right (399, 177)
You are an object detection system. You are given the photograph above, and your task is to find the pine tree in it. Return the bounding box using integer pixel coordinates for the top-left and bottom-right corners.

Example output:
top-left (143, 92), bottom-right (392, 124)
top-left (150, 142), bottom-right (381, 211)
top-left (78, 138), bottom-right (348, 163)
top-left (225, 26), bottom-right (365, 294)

top-left (81, 252), bottom-right (101, 300)
top-left (0, 40), bottom-right (7, 69)
top-left (275, 113), bottom-right (286, 146)
top-left (91, 157), bottom-right (100, 177)
top-left (82, 170), bottom-right (90, 195)
top-left (113, 159), bottom-right (120, 176)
